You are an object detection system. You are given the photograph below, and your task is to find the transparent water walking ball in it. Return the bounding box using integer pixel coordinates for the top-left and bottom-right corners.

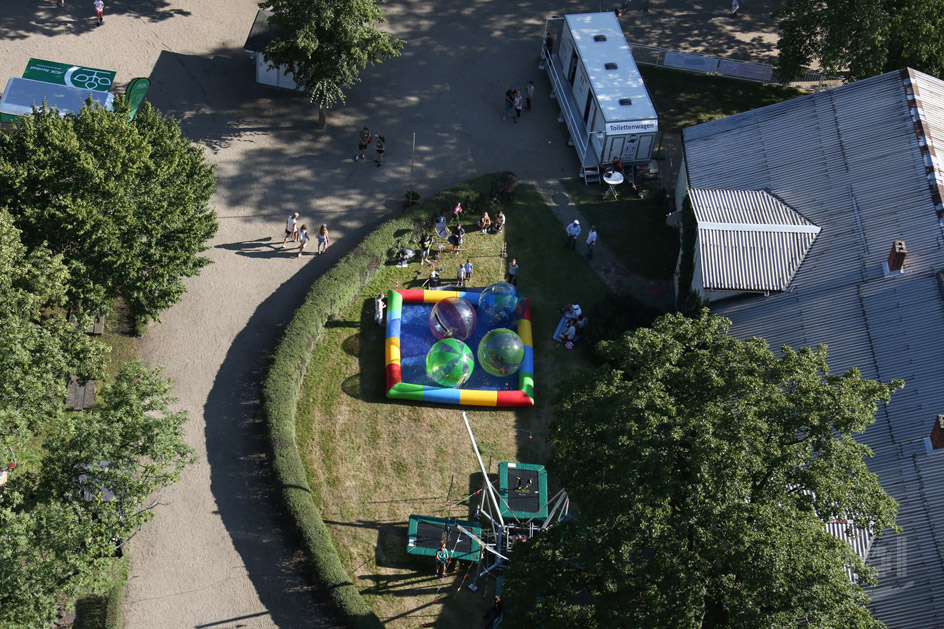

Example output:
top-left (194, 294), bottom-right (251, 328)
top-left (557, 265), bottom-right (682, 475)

top-left (476, 328), bottom-right (525, 377)
top-left (429, 297), bottom-right (477, 340)
top-left (478, 282), bottom-right (524, 327)
top-left (426, 338), bottom-right (475, 387)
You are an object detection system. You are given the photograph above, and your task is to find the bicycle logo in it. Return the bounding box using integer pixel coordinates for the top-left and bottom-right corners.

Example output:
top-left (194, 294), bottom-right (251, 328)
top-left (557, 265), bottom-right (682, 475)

top-left (65, 67), bottom-right (113, 90)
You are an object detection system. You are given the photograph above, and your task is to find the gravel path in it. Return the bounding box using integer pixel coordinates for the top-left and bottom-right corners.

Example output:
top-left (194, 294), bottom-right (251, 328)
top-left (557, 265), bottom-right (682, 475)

top-left (0, 1), bottom-right (779, 626)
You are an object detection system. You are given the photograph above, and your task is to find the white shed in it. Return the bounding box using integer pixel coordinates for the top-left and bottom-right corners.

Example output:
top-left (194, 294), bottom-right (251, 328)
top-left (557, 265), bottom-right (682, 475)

top-left (543, 12), bottom-right (659, 182)
top-left (243, 10), bottom-right (302, 91)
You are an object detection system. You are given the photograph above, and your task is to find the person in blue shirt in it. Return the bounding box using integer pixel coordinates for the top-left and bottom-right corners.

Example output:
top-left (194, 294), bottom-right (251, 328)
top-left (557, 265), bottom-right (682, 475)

top-left (435, 542), bottom-right (450, 576)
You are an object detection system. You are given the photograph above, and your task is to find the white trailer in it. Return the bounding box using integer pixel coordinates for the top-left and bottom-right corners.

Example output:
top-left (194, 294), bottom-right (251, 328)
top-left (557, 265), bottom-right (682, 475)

top-left (543, 12), bottom-right (659, 183)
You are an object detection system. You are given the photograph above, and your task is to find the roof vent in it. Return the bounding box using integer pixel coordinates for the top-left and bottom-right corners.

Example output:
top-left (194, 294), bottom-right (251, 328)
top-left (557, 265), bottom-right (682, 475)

top-left (619, 98), bottom-right (632, 106)
top-left (593, 35), bottom-right (607, 42)
top-left (882, 240), bottom-right (906, 277)
top-left (930, 415), bottom-right (944, 450)
top-left (605, 62), bottom-right (618, 70)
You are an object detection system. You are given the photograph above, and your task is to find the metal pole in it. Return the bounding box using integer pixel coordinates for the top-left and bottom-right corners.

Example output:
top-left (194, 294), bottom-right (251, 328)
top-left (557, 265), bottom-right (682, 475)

top-left (463, 412), bottom-right (505, 528)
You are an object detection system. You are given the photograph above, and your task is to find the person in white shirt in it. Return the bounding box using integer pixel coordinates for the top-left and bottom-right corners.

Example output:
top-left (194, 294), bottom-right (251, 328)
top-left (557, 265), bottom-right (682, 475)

top-left (457, 264), bottom-right (466, 287)
top-left (565, 220), bottom-right (581, 250)
top-left (93, 0), bottom-right (104, 24)
top-left (297, 224), bottom-right (309, 257)
top-left (282, 212), bottom-right (299, 248)
top-left (586, 225), bottom-right (598, 260)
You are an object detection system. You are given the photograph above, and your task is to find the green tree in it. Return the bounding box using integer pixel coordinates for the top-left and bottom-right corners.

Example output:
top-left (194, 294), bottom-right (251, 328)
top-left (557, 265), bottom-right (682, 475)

top-left (775, 0), bottom-right (944, 82)
top-left (0, 99), bottom-right (218, 323)
top-left (503, 311), bottom-right (901, 628)
top-left (0, 361), bottom-right (195, 628)
top-left (0, 209), bottom-right (105, 442)
top-left (260, 0), bottom-right (404, 127)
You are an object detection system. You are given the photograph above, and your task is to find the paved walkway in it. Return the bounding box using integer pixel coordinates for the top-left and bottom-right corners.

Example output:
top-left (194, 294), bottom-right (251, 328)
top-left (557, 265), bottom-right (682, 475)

top-left (0, 1), bottom-right (779, 626)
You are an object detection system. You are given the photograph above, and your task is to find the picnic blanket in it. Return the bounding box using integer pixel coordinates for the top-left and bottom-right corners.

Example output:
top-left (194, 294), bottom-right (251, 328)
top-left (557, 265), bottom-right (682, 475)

top-left (552, 314), bottom-right (581, 343)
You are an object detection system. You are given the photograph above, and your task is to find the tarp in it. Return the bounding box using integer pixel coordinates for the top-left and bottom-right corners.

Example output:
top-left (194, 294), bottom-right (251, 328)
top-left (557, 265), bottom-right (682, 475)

top-left (0, 77), bottom-right (114, 118)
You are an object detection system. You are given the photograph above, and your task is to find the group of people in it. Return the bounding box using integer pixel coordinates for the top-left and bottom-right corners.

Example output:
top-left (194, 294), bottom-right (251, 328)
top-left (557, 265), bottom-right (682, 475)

top-left (503, 82), bottom-right (536, 123)
top-left (564, 220), bottom-right (598, 260)
top-left (354, 125), bottom-right (385, 166)
top-left (558, 303), bottom-right (588, 346)
top-left (281, 212), bottom-right (330, 258)
top-left (456, 259), bottom-right (474, 287)
top-left (477, 210), bottom-right (505, 234)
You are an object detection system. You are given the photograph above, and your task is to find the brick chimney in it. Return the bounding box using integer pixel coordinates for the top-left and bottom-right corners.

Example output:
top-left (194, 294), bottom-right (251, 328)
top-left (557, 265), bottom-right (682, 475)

top-left (887, 240), bottom-right (907, 272)
top-left (931, 415), bottom-right (944, 450)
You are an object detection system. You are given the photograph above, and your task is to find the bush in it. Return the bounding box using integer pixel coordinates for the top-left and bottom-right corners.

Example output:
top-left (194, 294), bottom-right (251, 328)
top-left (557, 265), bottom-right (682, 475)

top-left (676, 194), bottom-right (704, 315)
top-left (263, 173), bottom-right (517, 627)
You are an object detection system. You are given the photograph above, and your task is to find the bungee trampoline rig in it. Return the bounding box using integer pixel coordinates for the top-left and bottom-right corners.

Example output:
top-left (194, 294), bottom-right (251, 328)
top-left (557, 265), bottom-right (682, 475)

top-left (404, 412), bottom-right (570, 595)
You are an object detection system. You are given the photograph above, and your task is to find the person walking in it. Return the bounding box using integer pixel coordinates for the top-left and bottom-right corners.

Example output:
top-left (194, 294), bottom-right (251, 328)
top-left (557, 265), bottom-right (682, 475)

top-left (355, 125), bottom-right (371, 161)
top-left (731, 0), bottom-right (740, 17)
top-left (297, 224), bottom-right (309, 257)
top-left (565, 220), bottom-right (581, 250)
top-left (513, 91), bottom-right (523, 123)
top-left (281, 212), bottom-right (299, 248)
top-left (317, 224), bottom-right (329, 255)
top-left (503, 86), bottom-right (515, 121)
top-left (586, 225), bottom-right (598, 260)
top-left (506, 258), bottom-right (519, 286)
top-left (526, 81), bottom-right (535, 112)
top-left (93, 0), bottom-right (104, 25)
top-left (375, 135), bottom-right (385, 166)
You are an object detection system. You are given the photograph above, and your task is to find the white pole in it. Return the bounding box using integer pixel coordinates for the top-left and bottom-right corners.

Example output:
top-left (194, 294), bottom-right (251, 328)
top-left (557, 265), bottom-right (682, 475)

top-left (410, 131), bottom-right (416, 196)
top-left (462, 412), bottom-right (505, 528)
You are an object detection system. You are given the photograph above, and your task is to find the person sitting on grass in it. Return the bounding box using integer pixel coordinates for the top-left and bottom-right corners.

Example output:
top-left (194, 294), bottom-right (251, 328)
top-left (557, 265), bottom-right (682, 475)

top-left (561, 303), bottom-right (582, 319)
top-left (558, 319), bottom-right (577, 344)
top-left (494, 210), bottom-right (506, 233)
top-left (575, 313), bottom-right (588, 331)
top-left (478, 212), bottom-right (492, 233)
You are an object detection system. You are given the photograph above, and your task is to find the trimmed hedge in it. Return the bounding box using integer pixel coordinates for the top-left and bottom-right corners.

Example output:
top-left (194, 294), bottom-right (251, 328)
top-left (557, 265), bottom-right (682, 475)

top-left (263, 173), bottom-right (519, 627)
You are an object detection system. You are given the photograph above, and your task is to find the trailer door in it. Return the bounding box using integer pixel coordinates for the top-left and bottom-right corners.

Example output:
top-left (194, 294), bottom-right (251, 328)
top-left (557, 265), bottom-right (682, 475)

top-left (606, 136), bottom-right (625, 163)
top-left (635, 134), bottom-right (654, 161)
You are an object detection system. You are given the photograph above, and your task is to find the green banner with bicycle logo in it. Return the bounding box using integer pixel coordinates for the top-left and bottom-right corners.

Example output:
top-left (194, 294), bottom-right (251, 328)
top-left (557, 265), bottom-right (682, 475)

top-left (22, 58), bottom-right (115, 91)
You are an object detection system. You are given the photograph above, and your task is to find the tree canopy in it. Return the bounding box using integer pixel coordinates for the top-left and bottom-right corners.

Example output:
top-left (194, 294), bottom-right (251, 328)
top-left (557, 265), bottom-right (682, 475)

top-left (503, 311), bottom-right (901, 628)
top-left (0, 210), bottom-right (105, 442)
top-left (0, 181), bottom-right (196, 625)
top-left (260, 0), bottom-right (404, 125)
top-left (776, 0), bottom-right (944, 82)
top-left (0, 99), bottom-right (218, 323)
top-left (0, 362), bottom-right (195, 628)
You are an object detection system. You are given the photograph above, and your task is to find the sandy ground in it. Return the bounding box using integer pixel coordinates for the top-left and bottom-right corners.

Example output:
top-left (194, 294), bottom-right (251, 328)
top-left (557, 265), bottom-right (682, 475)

top-left (0, 1), bottom-right (781, 627)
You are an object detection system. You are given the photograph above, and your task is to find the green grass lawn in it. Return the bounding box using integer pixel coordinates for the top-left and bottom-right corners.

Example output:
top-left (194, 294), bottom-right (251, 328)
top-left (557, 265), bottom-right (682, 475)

top-left (561, 176), bottom-right (679, 279)
top-left (640, 65), bottom-right (802, 130)
top-left (295, 184), bottom-right (616, 627)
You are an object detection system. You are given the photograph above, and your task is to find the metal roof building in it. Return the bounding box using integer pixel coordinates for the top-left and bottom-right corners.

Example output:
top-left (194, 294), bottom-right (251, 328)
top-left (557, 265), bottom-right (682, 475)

top-left (680, 68), bottom-right (944, 627)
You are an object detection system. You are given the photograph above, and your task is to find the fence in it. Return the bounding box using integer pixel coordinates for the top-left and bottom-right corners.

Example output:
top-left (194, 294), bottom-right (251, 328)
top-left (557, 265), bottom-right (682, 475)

top-left (628, 43), bottom-right (842, 92)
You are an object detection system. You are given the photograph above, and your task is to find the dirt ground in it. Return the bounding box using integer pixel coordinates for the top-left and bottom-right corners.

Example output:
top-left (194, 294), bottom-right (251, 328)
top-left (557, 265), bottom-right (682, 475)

top-left (0, 1), bottom-right (781, 626)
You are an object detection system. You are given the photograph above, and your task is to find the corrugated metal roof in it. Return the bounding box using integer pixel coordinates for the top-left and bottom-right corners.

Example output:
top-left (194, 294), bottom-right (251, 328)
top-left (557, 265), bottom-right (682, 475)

top-left (690, 188), bottom-right (821, 291)
top-left (684, 68), bottom-right (944, 628)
